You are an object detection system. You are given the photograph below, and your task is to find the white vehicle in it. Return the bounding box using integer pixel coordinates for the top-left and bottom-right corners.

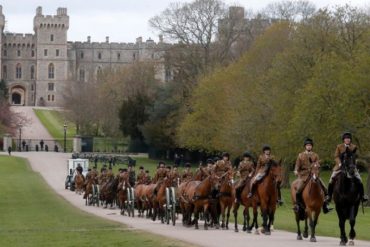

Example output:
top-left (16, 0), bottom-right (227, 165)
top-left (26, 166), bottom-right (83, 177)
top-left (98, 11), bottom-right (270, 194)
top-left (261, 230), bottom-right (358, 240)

top-left (65, 159), bottom-right (89, 191)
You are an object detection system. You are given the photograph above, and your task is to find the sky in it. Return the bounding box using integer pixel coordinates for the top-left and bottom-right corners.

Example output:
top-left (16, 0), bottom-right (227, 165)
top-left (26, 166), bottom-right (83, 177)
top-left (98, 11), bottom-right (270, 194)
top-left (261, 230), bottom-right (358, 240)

top-left (0, 0), bottom-right (369, 43)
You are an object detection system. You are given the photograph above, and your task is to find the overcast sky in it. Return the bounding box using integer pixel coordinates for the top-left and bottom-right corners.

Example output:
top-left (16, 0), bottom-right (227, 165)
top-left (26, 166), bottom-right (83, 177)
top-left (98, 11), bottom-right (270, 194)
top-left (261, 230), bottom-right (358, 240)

top-left (0, 0), bottom-right (369, 43)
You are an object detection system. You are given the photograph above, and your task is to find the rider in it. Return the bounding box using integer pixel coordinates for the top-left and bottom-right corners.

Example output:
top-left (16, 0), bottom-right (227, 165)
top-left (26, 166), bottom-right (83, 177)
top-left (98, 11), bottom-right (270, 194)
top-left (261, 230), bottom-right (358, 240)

top-left (128, 164), bottom-right (136, 187)
top-left (106, 166), bottom-right (115, 183)
top-left (153, 161), bottom-right (167, 195)
top-left (76, 163), bottom-right (83, 175)
top-left (136, 166), bottom-right (146, 185)
top-left (144, 170), bottom-right (152, 184)
top-left (181, 163), bottom-right (194, 182)
top-left (235, 151), bottom-right (255, 203)
top-left (248, 145), bottom-right (282, 204)
top-left (213, 152), bottom-right (232, 177)
top-left (294, 138), bottom-right (331, 214)
top-left (195, 162), bottom-right (209, 181)
top-left (326, 132), bottom-right (368, 203)
top-left (171, 165), bottom-right (181, 186)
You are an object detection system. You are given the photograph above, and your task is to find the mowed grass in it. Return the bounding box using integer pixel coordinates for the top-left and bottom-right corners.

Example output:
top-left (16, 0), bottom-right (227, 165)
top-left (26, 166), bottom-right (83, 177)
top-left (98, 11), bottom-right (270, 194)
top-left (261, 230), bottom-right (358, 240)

top-left (0, 155), bottom-right (193, 247)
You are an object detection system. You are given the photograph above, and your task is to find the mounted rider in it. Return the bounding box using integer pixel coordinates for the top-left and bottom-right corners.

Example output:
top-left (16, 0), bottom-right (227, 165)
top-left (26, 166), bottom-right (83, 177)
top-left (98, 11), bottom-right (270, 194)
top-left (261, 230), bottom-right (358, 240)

top-left (170, 165), bottom-right (181, 186)
top-left (326, 132), bottom-right (368, 203)
top-left (182, 163), bottom-right (194, 182)
top-left (294, 138), bottom-right (331, 214)
top-left (153, 161), bottom-right (167, 195)
top-left (248, 145), bottom-right (282, 204)
top-left (136, 166), bottom-right (146, 185)
top-left (106, 166), bottom-right (115, 183)
top-left (213, 152), bottom-right (232, 177)
top-left (195, 162), bottom-right (209, 181)
top-left (144, 170), bottom-right (152, 184)
top-left (235, 151), bottom-right (255, 203)
top-left (128, 164), bottom-right (136, 187)
top-left (206, 159), bottom-right (215, 174)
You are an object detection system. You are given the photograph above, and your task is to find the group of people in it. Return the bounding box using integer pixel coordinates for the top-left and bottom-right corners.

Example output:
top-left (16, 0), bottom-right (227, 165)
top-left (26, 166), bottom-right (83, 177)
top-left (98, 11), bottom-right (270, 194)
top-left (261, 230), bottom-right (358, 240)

top-left (80, 131), bottom-right (367, 213)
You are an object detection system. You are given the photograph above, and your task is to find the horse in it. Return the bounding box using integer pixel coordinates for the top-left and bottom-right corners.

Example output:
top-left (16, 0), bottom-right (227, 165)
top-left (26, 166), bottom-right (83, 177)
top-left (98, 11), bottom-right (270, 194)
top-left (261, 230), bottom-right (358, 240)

top-left (117, 173), bottom-right (130, 215)
top-left (251, 159), bottom-right (282, 235)
top-left (218, 171), bottom-right (234, 230)
top-left (153, 176), bottom-right (176, 223)
top-left (100, 177), bottom-right (119, 208)
top-left (333, 149), bottom-right (362, 246)
top-left (233, 176), bottom-right (255, 233)
top-left (135, 183), bottom-right (148, 217)
top-left (291, 161), bottom-right (324, 242)
top-left (74, 172), bottom-right (85, 195)
top-left (183, 173), bottom-right (221, 230)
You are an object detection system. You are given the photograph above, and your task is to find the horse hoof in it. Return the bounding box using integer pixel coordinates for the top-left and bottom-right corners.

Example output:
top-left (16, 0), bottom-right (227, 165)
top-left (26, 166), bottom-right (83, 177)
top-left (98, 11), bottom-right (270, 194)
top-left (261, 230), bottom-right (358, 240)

top-left (204, 226), bottom-right (208, 230)
top-left (348, 240), bottom-right (354, 246)
top-left (271, 225), bottom-right (274, 231)
top-left (247, 230), bottom-right (252, 234)
top-left (264, 231), bottom-right (271, 236)
top-left (242, 226), bottom-right (247, 231)
top-left (235, 229), bottom-right (239, 233)
top-left (297, 235), bottom-right (303, 240)
top-left (339, 241), bottom-right (346, 246)
top-left (310, 237), bottom-right (317, 242)
top-left (195, 226), bottom-right (199, 230)
top-left (255, 230), bottom-right (260, 235)
top-left (303, 232), bottom-right (309, 238)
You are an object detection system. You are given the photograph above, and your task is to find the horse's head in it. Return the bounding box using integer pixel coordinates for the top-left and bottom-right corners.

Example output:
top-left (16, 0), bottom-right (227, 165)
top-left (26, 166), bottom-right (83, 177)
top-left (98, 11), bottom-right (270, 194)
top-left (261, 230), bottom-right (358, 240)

top-left (310, 161), bottom-right (321, 182)
top-left (210, 173), bottom-right (221, 191)
top-left (341, 149), bottom-right (356, 177)
top-left (267, 159), bottom-right (282, 182)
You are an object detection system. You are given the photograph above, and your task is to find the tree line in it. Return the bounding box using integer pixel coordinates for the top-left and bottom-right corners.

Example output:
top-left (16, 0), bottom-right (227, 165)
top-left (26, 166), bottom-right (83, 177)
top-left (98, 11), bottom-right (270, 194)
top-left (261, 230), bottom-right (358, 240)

top-left (63, 1), bottom-right (370, 166)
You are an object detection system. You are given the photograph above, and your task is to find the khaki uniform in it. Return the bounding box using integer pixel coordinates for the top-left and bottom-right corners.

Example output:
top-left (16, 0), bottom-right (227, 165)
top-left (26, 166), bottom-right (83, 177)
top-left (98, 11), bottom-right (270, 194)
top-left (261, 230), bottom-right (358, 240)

top-left (213, 160), bottom-right (232, 177)
top-left (136, 171), bottom-right (146, 185)
top-left (235, 160), bottom-right (254, 187)
top-left (181, 170), bottom-right (194, 182)
top-left (294, 151), bottom-right (323, 193)
top-left (330, 143), bottom-right (361, 182)
top-left (254, 154), bottom-right (275, 181)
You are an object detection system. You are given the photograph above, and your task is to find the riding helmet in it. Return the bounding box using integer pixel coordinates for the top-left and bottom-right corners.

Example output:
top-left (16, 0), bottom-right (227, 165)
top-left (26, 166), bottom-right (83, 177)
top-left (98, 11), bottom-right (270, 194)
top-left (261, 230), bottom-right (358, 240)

top-left (342, 132), bottom-right (352, 140)
top-left (206, 159), bottom-right (214, 165)
top-left (222, 152), bottom-right (230, 158)
top-left (243, 151), bottom-right (253, 158)
top-left (303, 138), bottom-right (314, 147)
top-left (185, 163), bottom-right (191, 168)
top-left (262, 145), bottom-right (271, 152)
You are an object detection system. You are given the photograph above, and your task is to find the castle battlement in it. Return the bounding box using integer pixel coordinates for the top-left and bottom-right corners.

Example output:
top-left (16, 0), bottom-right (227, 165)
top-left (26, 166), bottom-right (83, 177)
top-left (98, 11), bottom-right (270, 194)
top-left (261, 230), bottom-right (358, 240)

top-left (33, 6), bottom-right (69, 31)
top-left (3, 33), bottom-right (35, 45)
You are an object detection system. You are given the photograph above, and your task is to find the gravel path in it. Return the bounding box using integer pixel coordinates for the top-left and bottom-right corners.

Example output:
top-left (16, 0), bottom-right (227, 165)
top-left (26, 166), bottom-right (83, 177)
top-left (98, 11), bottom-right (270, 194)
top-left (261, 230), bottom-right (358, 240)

top-left (7, 107), bottom-right (370, 247)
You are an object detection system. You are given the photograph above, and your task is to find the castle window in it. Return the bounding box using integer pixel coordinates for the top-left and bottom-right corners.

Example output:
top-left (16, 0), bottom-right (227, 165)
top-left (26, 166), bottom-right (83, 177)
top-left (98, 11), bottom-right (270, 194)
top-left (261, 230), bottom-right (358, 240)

top-left (48, 95), bottom-right (50, 101)
top-left (30, 65), bottom-right (35, 80)
top-left (31, 50), bottom-right (35, 57)
top-left (2, 65), bottom-right (7, 79)
top-left (117, 52), bottom-right (121, 60)
top-left (17, 50), bottom-right (21, 57)
top-left (48, 63), bottom-right (55, 79)
top-left (44, 49), bottom-right (48, 56)
top-left (80, 52), bottom-right (84, 59)
top-left (3, 50), bottom-right (7, 56)
top-left (31, 84), bottom-right (34, 91)
top-left (152, 53), bottom-right (154, 59)
top-left (16, 63), bottom-right (22, 79)
top-left (52, 95), bottom-right (55, 101)
top-left (79, 69), bottom-right (85, 82)
top-left (48, 83), bottom-right (54, 91)
top-left (56, 49), bottom-right (60, 57)
top-left (50, 34), bottom-right (54, 42)
top-left (133, 52), bottom-right (136, 60)
top-left (98, 52), bottom-right (102, 59)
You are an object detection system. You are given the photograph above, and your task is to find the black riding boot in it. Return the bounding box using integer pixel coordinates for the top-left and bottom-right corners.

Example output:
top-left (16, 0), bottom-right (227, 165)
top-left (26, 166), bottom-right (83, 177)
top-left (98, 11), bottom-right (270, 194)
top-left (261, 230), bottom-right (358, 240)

top-left (326, 182), bottom-right (333, 203)
top-left (295, 192), bottom-right (305, 220)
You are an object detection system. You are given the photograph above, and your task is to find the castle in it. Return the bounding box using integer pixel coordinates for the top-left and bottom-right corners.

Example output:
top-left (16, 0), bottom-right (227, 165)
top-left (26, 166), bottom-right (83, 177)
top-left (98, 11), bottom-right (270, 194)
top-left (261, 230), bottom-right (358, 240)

top-left (0, 6), bottom-right (166, 106)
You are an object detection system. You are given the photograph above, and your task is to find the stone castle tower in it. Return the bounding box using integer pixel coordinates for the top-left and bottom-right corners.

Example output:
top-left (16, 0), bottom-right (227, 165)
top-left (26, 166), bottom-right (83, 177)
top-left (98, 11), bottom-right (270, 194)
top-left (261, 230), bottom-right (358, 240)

top-left (0, 6), bottom-right (167, 107)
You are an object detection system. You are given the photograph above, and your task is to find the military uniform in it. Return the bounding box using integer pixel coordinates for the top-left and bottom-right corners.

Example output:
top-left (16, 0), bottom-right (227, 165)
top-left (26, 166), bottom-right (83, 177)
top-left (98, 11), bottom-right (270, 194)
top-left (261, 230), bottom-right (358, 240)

top-left (235, 158), bottom-right (255, 202)
top-left (128, 170), bottom-right (136, 187)
top-left (136, 170), bottom-right (146, 185)
top-left (153, 169), bottom-right (167, 194)
top-left (181, 170), bottom-right (194, 182)
top-left (213, 160), bottom-right (232, 177)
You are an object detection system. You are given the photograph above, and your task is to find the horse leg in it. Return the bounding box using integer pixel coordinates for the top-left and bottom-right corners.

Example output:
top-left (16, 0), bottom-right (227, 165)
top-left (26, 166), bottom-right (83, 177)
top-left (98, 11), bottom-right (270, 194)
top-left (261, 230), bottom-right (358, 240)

top-left (266, 210), bottom-right (274, 235)
top-left (194, 206), bottom-right (199, 230)
top-left (348, 206), bottom-right (356, 246)
top-left (204, 204), bottom-right (209, 230)
top-left (233, 203), bottom-right (239, 232)
top-left (226, 205), bottom-right (231, 230)
top-left (339, 217), bottom-right (348, 246)
top-left (220, 203), bottom-right (226, 229)
top-left (309, 211), bottom-right (317, 242)
top-left (296, 213), bottom-right (302, 240)
top-left (261, 209), bottom-right (269, 235)
top-left (246, 208), bottom-right (252, 233)
top-left (303, 217), bottom-right (308, 238)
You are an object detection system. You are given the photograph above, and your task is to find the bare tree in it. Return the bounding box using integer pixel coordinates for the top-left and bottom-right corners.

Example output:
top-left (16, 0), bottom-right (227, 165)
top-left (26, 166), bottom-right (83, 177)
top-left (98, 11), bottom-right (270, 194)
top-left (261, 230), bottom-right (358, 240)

top-left (149, 0), bottom-right (226, 69)
top-left (263, 0), bottom-right (316, 21)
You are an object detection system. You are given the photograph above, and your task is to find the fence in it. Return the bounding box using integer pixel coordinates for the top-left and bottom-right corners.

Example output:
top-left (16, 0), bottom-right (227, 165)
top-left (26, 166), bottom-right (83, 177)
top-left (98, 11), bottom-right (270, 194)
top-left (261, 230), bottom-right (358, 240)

top-left (15, 138), bottom-right (73, 152)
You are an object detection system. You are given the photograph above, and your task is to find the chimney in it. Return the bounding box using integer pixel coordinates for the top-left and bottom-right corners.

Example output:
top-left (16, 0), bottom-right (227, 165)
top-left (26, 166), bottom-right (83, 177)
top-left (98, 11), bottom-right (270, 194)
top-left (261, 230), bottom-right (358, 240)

top-left (87, 36), bottom-right (91, 43)
top-left (136, 36), bottom-right (142, 44)
top-left (106, 36), bottom-right (109, 43)
top-left (36, 6), bottom-right (42, 16)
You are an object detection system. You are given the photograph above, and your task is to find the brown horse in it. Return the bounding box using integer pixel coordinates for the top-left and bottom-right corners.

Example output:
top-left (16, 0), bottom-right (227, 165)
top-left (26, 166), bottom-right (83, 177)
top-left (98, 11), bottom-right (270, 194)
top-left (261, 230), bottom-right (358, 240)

top-left (183, 173), bottom-right (221, 230)
top-left (135, 183), bottom-right (148, 217)
top-left (100, 177), bottom-right (119, 208)
top-left (252, 159), bottom-right (282, 235)
top-left (233, 176), bottom-right (256, 233)
top-left (218, 171), bottom-right (234, 230)
top-left (74, 173), bottom-right (85, 195)
top-left (291, 161), bottom-right (324, 242)
top-left (153, 175), bottom-right (176, 223)
top-left (117, 173), bottom-right (130, 215)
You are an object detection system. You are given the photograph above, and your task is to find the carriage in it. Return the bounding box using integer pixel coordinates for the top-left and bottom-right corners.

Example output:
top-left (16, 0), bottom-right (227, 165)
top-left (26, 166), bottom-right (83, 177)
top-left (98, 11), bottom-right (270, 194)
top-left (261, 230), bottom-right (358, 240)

top-left (65, 159), bottom-right (89, 191)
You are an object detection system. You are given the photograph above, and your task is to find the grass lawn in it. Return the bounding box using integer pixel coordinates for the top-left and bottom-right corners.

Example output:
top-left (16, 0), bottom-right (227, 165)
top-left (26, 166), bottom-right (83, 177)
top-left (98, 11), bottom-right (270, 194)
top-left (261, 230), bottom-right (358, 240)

top-left (0, 155), bottom-right (193, 247)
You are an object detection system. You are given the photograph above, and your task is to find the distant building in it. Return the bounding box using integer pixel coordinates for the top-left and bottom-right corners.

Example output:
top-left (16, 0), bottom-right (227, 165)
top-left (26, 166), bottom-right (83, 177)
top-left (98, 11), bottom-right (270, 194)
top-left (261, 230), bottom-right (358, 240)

top-left (0, 6), bottom-right (167, 106)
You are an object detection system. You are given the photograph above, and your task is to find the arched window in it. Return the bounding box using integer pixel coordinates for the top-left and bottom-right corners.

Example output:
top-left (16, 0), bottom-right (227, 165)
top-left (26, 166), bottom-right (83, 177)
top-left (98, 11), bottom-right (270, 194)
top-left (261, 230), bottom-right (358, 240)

top-left (48, 63), bottom-right (54, 79)
top-left (30, 65), bottom-right (35, 79)
top-left (98, 52), bottom-right (102, 59)
top-left (16, 63), bottom-right (22, 79)
top-left (80, 52), bottom-right (84, 59)
top-left (31, 50), bottom-right (35, 57)
top-left (2, 65), bottom-right (7, 79)
top-left (79, 69), bottom-right (85, 82)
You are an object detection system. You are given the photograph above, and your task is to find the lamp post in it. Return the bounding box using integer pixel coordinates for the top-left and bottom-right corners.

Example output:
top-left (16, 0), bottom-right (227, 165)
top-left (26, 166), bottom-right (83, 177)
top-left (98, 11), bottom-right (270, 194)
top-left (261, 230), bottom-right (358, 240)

top-left (17, 124), bottom-right (22, 151)
top-left (63, 122), bottom-right (67, 153)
